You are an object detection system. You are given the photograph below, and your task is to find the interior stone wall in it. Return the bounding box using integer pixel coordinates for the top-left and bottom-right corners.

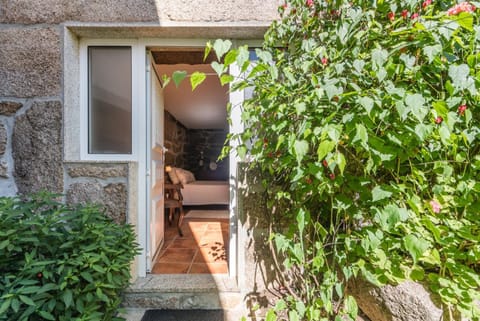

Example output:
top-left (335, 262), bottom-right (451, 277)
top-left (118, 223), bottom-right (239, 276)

top-left (185, 129), bottom-right (228, 180)
top-left (164, 111), bottom-right (187, 168)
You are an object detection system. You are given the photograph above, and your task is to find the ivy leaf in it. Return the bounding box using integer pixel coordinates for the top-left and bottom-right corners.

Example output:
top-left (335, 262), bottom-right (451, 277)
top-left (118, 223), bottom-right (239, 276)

top-left (190, 71), bottom-right (206, 91)
top-left (224, 50), bottom-right (238, 66)
top-left (172, 70), bottom-right (187, 88)
top-left (295, 102), bottom-right (306, 116)
top-left (204, 41), bottom-right (212, 61)
top-left (371, 48), bottom-right (388, 70)
top-left (317, 140), bottom-right (335, 160)
top-left (405, 93), bottom-right (427, 122)
top-left (448, 64), bottom-right (476, 94)
top-left (294, 140), bottom-right (309, 163)
top-left (353, 124), bottom-right (368, 144)
top-left (213, 39), bottom-right (232, 60)
top-left (358, 97), bottom-right (374, 115)
top-left (403, 234), bottom-right (429, 263)
top-left (336, 152), bottom-right (346, 175)
top-left (372, 186), bottom-right (392, 202)
top-left (454, 12), bottom-right (474, 31)
top-left (211, 61), bottom-right (225, 76)
top-left (423, 45), bottom-right (442, 63)
top-left (353, 59), bottom-right (365, 73)
top-left (220, 74), bottom-right (234, 86)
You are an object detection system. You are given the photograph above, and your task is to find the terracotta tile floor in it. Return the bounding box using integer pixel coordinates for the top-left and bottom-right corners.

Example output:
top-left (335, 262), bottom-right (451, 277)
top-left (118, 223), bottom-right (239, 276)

top-left (151, 214), bottom-right (229, 274)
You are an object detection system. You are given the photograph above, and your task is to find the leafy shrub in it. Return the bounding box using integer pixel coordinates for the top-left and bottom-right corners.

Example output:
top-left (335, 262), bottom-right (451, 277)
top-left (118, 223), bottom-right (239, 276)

top-left (182, 0), bottom-right (480, 320)
top-left (0, 192), bottom-right (139, 321)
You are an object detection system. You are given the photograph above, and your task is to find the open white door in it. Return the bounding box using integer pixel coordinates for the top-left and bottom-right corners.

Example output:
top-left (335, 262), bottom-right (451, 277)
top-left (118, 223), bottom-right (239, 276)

top-left (146, 51), bottom-right (165, 272)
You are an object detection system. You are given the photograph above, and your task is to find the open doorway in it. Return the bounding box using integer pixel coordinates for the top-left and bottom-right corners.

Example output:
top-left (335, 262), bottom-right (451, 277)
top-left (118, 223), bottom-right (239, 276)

top-left (147, 48), bottom-right (230, 275)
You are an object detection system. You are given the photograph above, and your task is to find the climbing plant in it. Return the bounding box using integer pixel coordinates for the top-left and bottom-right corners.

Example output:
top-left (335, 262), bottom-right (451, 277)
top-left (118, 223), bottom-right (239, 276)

top-left (172, 0), bottom-right (480, 320)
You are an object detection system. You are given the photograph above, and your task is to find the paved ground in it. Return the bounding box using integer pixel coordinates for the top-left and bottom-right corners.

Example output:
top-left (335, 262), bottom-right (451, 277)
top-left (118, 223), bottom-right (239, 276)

top-left (140, 309), bottom-right (224, 321)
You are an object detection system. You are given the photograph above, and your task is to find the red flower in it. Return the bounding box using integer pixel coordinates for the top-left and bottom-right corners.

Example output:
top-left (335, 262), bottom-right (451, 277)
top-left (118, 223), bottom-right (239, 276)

top-left (282, 3), bottom-right (287, 9)
top-left (306, 177), bottom-right (312, 184)
top-left (422, 0), bottom-right (432, 8)
top-left (321, 57), bottom-right (328, 65)
top-left (306, 0), bottom-right (314, 7)
top-left (387, 12), bottom-right (395, 21)
top-left (37, 272), bottom-right (43, 279)
top-left (411, 12), bottom-right (419, 19)
top-left (458, 104), bottom-right (467, 115)
top-left (447, 2), bottom-right (476, 15)
top-left (435, 116), bottom-right (443, 124)
top-left (401, 10), bottom-right (409, 18)
top-left (322, 159), bottom-right (328, 167)
top-left (329, 173), bottom-right (336, 180)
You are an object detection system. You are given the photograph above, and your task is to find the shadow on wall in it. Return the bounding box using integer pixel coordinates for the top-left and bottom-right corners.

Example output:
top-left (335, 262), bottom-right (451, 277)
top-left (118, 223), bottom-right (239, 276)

top-left (236, 163), bottom-right (286, 320)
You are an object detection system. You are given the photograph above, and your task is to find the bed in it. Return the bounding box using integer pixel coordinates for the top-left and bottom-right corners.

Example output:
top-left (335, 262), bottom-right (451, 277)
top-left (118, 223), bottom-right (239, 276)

top-left (181, 180), bottom-right (229, 206)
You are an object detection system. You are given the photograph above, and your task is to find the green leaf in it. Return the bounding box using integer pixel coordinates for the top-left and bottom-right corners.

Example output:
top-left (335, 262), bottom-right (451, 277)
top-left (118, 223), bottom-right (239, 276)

top-left (295, 102), bottom-right (306, 115)
top-left (204, 41), bottom-right (212, 61)
top-left (353, 124), bottom-right (368, 144)
top-left (294, 140), bottom-right (309, 163)
top-left (62, 289), bottom-right (73, 308)
top-left (353, 59), bottom-right (365, 73)
top-left (211, 61), bottom-right (225, 76)
top-left (213, 39), bottom-right (232, 60)
top-left (265, 309), bottom-right (277, 321)
top-left (336, 152), bottom-right (346, 175)
top-left (0, 299), bottom-right (10, 315)
top-left (405, 93), bottom-right (427, 122)
top-left (19, 295), bottom-right (35, 306)
top-left (220, 74), bottom-right (234, 86)
top-left (172, 70), bottom-right (187, 88)
top-left (423, 45), bottom-right (442, 63)
top-left (345, 295), bottom-right (358, 317)
top-left (371, 48), bottom-right (388, 70)
top-left (224, 50), bottom-right (238, 66)
top-left (403, 234), bottom-right (429, 263)
top-left (38, 311), bottom-right (55, 321)
top-left (358, 97), bottom-right (374, 115)
top-left (372, 186), bottom-right (392, 202)
top-left (317, 140), bottom-right (335, 161)
top-left (454, 12), bottom-right (474, 31)
top-left (190, 72), bottom-right (206, 91)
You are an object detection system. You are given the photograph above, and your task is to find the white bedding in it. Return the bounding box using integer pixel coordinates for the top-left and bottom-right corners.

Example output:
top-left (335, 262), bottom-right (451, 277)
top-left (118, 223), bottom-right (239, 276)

top-left (181, 180), bottom-right (229, 205)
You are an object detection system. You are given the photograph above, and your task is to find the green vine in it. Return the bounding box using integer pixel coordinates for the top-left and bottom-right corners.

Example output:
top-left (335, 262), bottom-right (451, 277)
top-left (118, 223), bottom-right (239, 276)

top-left (172, 0), bottom-right (480, 319)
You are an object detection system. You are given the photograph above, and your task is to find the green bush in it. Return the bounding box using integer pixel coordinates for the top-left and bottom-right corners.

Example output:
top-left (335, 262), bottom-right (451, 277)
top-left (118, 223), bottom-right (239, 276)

top-left (0, 192), bottom-right (139, 321)
top-left (181, 0), bottom-right (480, 320)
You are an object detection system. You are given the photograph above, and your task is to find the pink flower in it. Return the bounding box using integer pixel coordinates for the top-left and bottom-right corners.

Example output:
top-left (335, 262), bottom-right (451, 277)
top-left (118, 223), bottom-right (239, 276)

top-left (447, 2), bottom-right (476, 15)
top-left (306, 0), bottom-right (314, 7)
top-left (321, 57), bottom-right (328, 65)
top-left (401, 10), bottom-right (409, 18)
top-left (429, 200), bottom-right (441, 213)
top-left (388, 12), bottom-right (395, 21)
top-left (435, 116), bottom-right (443, 124)
top-left (411, 12), bottom-right (419, 19)
top-left (329, 173), bottom-right (336, 180)
top-left (281, 3), bottom-right (287, 10)
top-left (422, 0), bottom-right (432, 8)
top-left (458, 104), bottom-right (467, 115)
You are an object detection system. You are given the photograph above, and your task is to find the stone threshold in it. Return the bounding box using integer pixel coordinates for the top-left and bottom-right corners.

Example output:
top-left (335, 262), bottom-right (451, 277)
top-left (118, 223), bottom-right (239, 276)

top-left (126, 274), bottom-right (240, 294)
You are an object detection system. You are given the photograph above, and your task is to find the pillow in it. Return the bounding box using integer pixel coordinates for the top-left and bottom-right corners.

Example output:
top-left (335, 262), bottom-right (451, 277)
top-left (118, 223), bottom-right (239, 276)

top-left (174, 168), bottom-right (196, 185)
top-left (167, 167), bottom-right (180, 184)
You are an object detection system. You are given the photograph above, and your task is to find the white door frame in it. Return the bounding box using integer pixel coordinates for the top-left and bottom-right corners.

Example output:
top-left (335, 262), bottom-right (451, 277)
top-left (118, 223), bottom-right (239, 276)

top-left (137, 39), bottom-right (244, 278)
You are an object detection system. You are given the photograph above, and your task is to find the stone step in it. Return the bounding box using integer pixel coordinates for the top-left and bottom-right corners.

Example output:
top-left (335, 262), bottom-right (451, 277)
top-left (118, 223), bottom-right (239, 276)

top-left (122, 274), bottom-right (245, 321)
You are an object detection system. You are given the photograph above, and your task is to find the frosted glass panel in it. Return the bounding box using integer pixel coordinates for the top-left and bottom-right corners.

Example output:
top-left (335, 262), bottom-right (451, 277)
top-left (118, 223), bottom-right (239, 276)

top-left (88, 47), bottom-right (132, 154)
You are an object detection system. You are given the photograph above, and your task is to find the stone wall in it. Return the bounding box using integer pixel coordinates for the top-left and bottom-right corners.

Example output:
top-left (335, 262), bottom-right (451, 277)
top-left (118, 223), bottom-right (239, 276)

top-left (164, 111), bottom-right (187, 168)
top-left (64, 163), bottom-right (129, 224)
top-left (185, 129), bottom-right (228, 180)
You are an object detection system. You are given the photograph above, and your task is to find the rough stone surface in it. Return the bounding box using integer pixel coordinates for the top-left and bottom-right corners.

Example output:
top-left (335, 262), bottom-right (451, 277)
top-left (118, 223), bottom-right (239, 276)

top-left (0, 161), bottom-right (8, 178)
top-left (66, 181), bottom-right (104, 205)
top-left (13, 101), bottom-right (63, 193)
top-left (66, 182), bottom-right (127, 224)
top-left (102, 183), bottom-right (127, 224)
top-left (67, 164), bottom-right (128, 179)
top-left (156, 0), bottom-right (281, 22)
top-left (0, 0), bottom-right (280, 24)
top-left (0, 27), bottom-right (61, 97)
top-left (0, 123), bottom-right (6, 156)
top-left (0, 101), bottom-right (22, 116)
top-left (0, 0), bottom-right (158, 24)
top-left (351, 279), bottom-right (443, 321)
